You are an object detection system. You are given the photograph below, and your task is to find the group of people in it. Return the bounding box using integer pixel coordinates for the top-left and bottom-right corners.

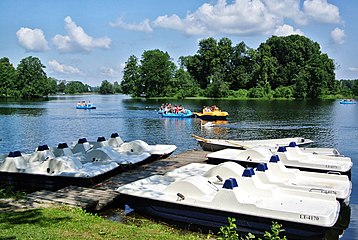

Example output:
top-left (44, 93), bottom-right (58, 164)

top-left (77, 100), bottom-right (91, 107)
top-left (159, 103), bottom-right (187, 114)
top-left (202, 105), bottom-right (220, 112)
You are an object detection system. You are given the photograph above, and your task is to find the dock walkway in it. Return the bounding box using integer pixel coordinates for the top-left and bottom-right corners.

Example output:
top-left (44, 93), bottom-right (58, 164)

top-left (1, 149), bottom-right (209, 211)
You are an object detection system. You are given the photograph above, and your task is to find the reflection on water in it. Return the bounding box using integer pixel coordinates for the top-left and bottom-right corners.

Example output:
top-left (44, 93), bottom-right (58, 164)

top-left (0, 107), bottom-right (46, 116)
top-left (0, 95), bottom-right (357, 239)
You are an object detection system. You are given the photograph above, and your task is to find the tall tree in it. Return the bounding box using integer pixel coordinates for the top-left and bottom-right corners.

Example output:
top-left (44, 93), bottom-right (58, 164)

top-left (140, 49), bottom-right (176, 98)
top-left (0, 57), bottom-right (17, 97)
top-left (16, 56), bottom-right (48, 98)
top-left (120, 55), bottom-right (141, 96)
top-left (99, 80), bottom-right (113, 94)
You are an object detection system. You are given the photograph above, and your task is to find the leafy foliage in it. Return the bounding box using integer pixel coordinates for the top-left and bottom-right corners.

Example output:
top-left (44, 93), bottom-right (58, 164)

top-left (217, 218), bottom-right (287, 240)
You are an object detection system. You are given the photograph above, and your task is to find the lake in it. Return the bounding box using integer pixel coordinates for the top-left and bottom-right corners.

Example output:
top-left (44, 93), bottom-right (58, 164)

top-left (0, 94), bottom-right (357, 239)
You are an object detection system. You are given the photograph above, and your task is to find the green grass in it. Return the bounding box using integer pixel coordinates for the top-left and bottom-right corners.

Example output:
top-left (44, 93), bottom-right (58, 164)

top-left (0, 206), bottom-right (207, 240)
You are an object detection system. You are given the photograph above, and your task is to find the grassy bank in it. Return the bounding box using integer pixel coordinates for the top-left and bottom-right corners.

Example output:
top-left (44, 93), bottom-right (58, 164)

top-left (0, 206), bottom-right (207, 240)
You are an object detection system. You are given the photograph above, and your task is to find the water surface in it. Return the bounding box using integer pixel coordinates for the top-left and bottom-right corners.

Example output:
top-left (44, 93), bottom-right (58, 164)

top-left (0, 95), bottom-right (357, 238)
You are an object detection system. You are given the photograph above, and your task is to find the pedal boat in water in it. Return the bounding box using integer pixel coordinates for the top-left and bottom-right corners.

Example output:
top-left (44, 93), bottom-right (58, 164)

top-left (192, 135), bottom-right (314, 152)
top-left (165, 162), bottom-right (352, 204)
top-left (117, 169), bottom-right (341, 239)
top-left (207, 143), bottom-right (352, 178)
top-left (193, 110), bottom-right (229, 121)
top-left (0, 145), bottom-right (119, 190)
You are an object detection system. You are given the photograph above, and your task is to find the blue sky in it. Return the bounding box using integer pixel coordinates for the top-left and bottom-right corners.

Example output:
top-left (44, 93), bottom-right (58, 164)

top-left (0, 0), bottom-right (357, 86)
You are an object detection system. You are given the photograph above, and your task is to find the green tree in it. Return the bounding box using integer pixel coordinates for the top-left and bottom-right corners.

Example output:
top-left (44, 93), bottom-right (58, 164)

top-left (120, 55), bottom-right (141, 97)
top-left (166, 68), bottom-right (201, 98)
top-left (47, 77), bottom-right (58, 94)
top-left (16, 56), bottom-right (49, 98)
top-left (0, 57), bottom-right (17, 97)
top-left (57, 81), bottom-right (66, 93)
top-left (65, 81), bottom-right (86, 94)
top-left (113, 81), bottom-right (121, 93)
top-left (99, 80), bottom-right (113, 94)
top-left (140, 49), bottom-right (176, 98)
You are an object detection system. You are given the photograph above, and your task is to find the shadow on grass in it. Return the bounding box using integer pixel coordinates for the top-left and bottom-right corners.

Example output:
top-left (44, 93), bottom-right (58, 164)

top-left (0, 208), bottom-right (71, 229)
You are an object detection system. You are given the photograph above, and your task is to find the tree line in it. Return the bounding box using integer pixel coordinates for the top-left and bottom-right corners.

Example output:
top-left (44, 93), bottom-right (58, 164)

top-left (1, 35), bottom-right (358, 99)
top-left (0, 56), bottom-right (120, 98)
top-left (120, 35), bottom-right (358, 99)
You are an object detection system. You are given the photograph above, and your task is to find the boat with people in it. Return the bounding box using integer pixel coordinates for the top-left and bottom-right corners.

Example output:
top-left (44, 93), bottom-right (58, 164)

top-left (117, 167), bottom-right (342, 239)
top-left (158, 103), bottom-right (194, 118)
top-left (192, 134), bottom-right (315, 152)
top-left (193, 105), bottom-right (229, 120)
top-left (207, 142), bottom-right (353, 177)
top-left (76, 101), bottom-right (96, 109)
top-left (165, 161), bottom-right (352, 204)
top-left (340, 99), bottom-right (356, 104)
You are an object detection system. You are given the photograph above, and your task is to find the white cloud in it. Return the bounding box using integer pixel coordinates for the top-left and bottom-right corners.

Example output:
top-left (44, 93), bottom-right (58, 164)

top-left (263, 0), bottom-right (307, 25)
top-left (153, 0), bottom-right (281, 36)
top-left (109, 18), bottom-right (153, 33)
top-left (348, 67), bottom-right (358, 72)
top-left (273, 24), bottom-right (304, 36)
top-left (111, 0), bottom-right (342, 38)
top-left (53, 16), bottom-right (111, 52)
top-left (16, 27), bottom-right (50, 52)
top-left (100, 66), bottom-right (121, 78)
top-left (330, 27), bottom-right (345, 45)
top-left (48, 59), bottom-right (81, 74)
top-left (303, 0), bottom-right (340, 23)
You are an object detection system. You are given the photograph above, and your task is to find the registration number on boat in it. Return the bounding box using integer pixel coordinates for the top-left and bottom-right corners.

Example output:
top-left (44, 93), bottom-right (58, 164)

top-left (299, 214), bottom-right (320, 221)
top-left (325, 165), bottom-right (338, 169)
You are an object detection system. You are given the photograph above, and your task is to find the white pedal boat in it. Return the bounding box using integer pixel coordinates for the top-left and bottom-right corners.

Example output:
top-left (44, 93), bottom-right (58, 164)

top-left (117, 170), bottom-right (340, 239)
top-left (165, 162), bottom-right (351, 203)
top-left (70, 138), bottom-right (151, 165)
top-left (193, 135), bottom-right (314, 152)
top-left (107, 133), bottom-right (177, 160)
top-left (207, 144), bottom-right (352, 177)
top-left (0, 146), bottom-right (119, 190)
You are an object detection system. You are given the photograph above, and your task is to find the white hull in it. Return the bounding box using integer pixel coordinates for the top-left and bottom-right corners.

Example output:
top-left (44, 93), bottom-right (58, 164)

top-left (117, 172), bottom-right (340, 238)
top-left (165, 162), bottom-right (351, 203)
top-left (207, 146), bottom-right (352, 175)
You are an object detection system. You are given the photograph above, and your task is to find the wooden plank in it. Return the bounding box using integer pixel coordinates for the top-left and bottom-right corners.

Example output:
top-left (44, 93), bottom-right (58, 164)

top-left (25, 150), bottom-right (211, 210)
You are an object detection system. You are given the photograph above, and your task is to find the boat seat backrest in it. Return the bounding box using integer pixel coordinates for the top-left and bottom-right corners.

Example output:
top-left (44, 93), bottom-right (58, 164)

top-left (203, 161), bottom-right (244, 179)
top-left (53, 143), bottom-right (73, 157)
top-left (163, 176), bottom-right (218, 198)
top-left (108, 136), bottom-right (124, 148)
top-left (117, 140), bottom-right (151, 154)
top-left (237, 148), bottom-right (271, 160)
top-left (35, 157), bottom-right (82, 175)
top-left (72, 142), bottom-right (92, 154)
top-left (29, 146), bottom-right (56, 163)
top-left (0, 155), bottom-right (27, 172)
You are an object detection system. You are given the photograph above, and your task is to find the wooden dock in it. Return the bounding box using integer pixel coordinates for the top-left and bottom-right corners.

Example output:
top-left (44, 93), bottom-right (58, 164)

top-left (11, 149), bottom-right (210, 211)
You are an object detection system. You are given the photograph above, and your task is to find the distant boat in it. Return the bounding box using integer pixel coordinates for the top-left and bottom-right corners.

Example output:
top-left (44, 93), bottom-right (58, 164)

top-left (194, 109), bottom-right (229, 120)
top-left (340, 99), bottom-right (356, 104)
top-left (76, 101), bottom-right (96, 109)
top-left (161, 109), bottom-right (194, 118)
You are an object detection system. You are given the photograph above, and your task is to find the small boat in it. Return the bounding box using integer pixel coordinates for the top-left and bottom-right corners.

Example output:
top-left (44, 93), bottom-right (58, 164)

top-left (207, 143), bottom-right (352, 177)
top-left (194, 109), bottom-right (229, 120)
top-left (193, 134), bottom-right (314, 152)
top-left (340, 99), bottom-right (356, 104)
top-left (117, 169), bottom-right (341, 239)
top-left (0, 146), bottom-right (119, 191)
top-left (70, 137), bottom-right (152, 165)
top-left (161, 109), bottom-right (194, 118)
top-left (76, 101), bottom-right (96, 109)
top-left (107, 133), bottom-right (177, 160)
top-left (165, 162), bottom-right (352, 203)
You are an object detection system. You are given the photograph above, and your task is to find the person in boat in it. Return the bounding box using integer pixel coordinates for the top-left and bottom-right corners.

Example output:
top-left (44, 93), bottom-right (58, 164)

top-left (178, 105), bottom-right (186, 113)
